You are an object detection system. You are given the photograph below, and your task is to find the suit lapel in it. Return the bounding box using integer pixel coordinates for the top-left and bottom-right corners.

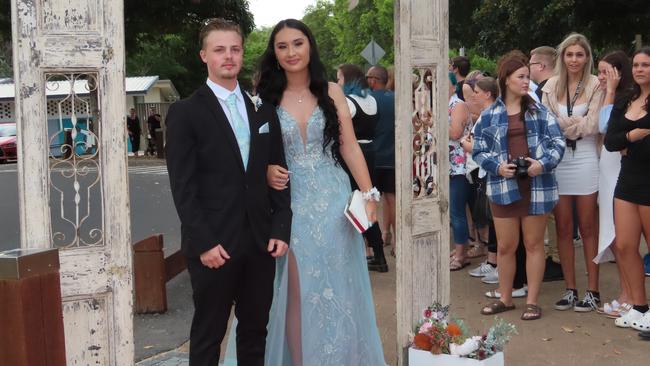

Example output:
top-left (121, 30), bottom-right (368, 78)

top-left (243, 94), bottom-right (258, 173)
top-left (198, 84), bottom-right (245, 172)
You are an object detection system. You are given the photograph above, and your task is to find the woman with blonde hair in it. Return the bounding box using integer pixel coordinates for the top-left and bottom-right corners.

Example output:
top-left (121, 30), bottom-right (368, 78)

top-left (540, 33), bottom-right (603, 313)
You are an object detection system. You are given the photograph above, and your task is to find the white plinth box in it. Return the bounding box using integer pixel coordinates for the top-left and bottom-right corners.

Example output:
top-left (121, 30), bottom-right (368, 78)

top-left (408, 348), bottom-right (504, 366)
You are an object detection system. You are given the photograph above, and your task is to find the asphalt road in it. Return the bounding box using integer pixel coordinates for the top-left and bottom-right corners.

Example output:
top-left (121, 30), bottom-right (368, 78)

top-left (0, 158), bottom-right (191, 360)
top-left (0, 159), bottom-right (181, 254)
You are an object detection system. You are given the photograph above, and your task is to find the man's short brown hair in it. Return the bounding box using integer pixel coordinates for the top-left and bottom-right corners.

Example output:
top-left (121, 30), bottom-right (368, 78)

top-left (199, 18), bottom-right (243, 49)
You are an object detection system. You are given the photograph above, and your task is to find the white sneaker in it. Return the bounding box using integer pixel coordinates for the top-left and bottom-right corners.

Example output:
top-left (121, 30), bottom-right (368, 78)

top-left (632, 311), bottom-right (650, 331)
top-left (485, 285), bottom-right (528, 299)
top-left (615, 308), bottom-right (644, 328)
top-left (481, 268), bottom-right (499, 284)
top-left (469, 261), bottom-right (496, 278)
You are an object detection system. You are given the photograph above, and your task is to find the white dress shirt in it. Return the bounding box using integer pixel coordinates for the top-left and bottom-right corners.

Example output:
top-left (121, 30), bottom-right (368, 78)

top-left (528, 80), bottom-right (540, 103)
top-left (205, 78), bottom-right (250, 133)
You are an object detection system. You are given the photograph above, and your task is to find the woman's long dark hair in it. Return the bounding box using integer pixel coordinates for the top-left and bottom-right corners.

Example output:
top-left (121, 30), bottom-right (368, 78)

top-left (257, 19), bottom-right (342, 165)
top-left (629, 46), bottom-right (650, 111)
top-left (600, 50), bottom-right (633, 107)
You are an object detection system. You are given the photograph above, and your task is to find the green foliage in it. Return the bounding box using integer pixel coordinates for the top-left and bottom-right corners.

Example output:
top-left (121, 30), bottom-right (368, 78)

top-left (449, 49), bottom-right (497, 77)
top-left (328, 0), bottom-right (394, 68)
top-left (483, 317), bottom-right (517, 357)
top-left (0, 0), bottom-right (11, 77)
top-left (242, 0), bottom-right (395, 83)
top-left (240, 27), bottom-right (272, 90)
top-left (123, 0), bottom-right (255, 96)
top-left (302, 0), bottom-right (338, 78)
top-left (0, 38), bottom-right (10, 78)
top-left (126, 34), bottom-right (188, 78)
top-left (449, 0), bottom-right (481, 49)
top-left (454, 0), bottom-right (650, 59)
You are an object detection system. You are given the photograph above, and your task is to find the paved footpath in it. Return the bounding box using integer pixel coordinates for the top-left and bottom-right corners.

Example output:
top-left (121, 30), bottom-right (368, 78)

top-left (137, 351), bottom-right (188, 366)
top-left (137, 242), bottom-right (650, 365)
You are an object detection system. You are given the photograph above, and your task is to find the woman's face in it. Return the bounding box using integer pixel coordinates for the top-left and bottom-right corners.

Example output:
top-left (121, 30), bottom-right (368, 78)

top-left (464, 82), bottom-right (482, 116)
top-left (632, 52), bottom-right (650, 87)
top-left (473, 86), bottom-right (492, 108)
top-left (506, 66), bottom-right (530, 98)
top-left (563, 44), bottom-right (588, 75)
top-left (336, 69), bottom-right (344, 87)
top-left (597, 60), bottom-right (612, 89)
top-left (274, 26), bottom-right (311, 73)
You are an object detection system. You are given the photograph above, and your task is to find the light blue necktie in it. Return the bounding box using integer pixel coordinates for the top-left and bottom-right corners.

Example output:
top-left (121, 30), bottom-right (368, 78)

top-left (225, 93), bottom-right (250, 169)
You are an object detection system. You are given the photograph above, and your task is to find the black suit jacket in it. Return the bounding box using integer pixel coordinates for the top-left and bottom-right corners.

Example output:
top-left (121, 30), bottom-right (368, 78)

top-left (165, 84), bottom-right (291, 258)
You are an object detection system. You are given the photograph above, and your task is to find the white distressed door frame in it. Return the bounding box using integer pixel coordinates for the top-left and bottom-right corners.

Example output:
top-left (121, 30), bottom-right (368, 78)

top-left (11, 0), bottom-right (133, 364)
top-left (395, 1), bottom-right (449, 364)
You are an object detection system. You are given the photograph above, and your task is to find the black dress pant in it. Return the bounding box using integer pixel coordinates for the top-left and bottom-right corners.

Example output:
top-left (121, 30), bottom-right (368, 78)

top-left (186, 221), bottom-right (275, 366)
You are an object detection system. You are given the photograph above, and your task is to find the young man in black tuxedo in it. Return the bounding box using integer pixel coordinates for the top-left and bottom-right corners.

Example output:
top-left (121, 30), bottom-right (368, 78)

top-left (165, 18), bottom-right (291, 366)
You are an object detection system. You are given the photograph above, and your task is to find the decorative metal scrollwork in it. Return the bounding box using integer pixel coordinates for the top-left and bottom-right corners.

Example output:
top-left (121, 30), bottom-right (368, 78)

top-left (412, 67), bottom-right (438, 198)
top-left (47, 72), bottom-right (103, 248)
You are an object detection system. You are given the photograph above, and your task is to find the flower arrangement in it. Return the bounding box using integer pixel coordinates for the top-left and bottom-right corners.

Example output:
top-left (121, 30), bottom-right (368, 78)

top-left (411, 302), bottom-right (517, 361)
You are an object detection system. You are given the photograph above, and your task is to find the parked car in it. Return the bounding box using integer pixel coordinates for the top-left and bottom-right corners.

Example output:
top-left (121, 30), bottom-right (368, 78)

top-left (0, 123), bottom-right (17, 163)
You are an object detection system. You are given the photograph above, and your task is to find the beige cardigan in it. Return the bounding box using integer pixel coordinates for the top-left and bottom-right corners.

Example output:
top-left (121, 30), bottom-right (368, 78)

top-left (541, 74), bottom-right (603, 140)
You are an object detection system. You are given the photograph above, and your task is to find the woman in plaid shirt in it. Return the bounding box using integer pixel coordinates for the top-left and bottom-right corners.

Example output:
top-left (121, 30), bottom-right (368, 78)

top-left (473, 54), bottom-right (566, 320)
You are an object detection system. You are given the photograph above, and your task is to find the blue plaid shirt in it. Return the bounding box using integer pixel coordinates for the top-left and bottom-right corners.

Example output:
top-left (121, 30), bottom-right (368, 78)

top-left (472, 98), bottom-right (566, 215)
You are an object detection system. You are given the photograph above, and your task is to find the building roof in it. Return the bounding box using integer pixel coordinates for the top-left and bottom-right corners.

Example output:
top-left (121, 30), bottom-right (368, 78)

top-left (0, 76), bottom-right (160, 101)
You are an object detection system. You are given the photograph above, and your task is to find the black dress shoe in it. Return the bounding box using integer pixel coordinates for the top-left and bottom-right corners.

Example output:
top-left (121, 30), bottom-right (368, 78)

top-left (543, 256), bottom-right (564, 282)
top-left (368, 257), bottom-right (389, 273)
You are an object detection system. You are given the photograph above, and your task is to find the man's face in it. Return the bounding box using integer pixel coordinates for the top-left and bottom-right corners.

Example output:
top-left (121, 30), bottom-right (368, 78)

top-left (365, 67), bottom-right (380, 90)
top-left (200, 30), bottom-right (244, 84)
top-left (129, 109), bottom-right (135, 117)
top-left (529, 54), bottom-right (546, 83)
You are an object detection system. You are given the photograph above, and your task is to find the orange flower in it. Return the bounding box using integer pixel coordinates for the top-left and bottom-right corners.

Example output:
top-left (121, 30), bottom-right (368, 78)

top-left (413, 333), bottom-right (432, 350)
top-left (446, 323), bottom-right (462, 337)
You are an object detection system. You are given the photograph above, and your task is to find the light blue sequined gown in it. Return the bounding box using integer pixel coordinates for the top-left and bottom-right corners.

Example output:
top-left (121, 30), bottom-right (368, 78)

top-left (224, 107), bottom-right (386, 365)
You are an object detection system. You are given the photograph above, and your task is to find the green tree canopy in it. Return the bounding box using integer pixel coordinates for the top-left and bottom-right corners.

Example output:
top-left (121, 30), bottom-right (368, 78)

top-left (241, 0), bottom-right (396, 87)
top-left (124, 0), bottom-right (255, 96)
top-left (452, 0), bottom-right (650, 60)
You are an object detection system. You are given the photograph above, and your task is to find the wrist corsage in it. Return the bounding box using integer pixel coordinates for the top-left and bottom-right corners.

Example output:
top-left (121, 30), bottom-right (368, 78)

top-left (361, 187), bottom-right (381, 202)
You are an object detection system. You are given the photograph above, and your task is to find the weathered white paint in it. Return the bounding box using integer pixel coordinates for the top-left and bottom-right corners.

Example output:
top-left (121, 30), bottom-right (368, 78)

top-left (395, 1), bottom-right (449, 365)
top-left (12, 0), bottom-right (133, 364)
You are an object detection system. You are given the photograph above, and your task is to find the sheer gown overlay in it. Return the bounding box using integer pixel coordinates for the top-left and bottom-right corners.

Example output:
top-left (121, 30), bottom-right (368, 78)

top-left (225, 106), bottom-right (386, 365)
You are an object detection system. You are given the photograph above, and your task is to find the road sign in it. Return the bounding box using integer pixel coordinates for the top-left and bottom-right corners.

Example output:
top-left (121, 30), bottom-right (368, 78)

top-left (361, 39), bottom-right (385, 66)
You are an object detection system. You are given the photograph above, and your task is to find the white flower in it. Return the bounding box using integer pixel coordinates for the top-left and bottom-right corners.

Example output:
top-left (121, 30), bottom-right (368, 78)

top-left (246, 92), bottom-right (263, 112)
top-left (449, 336), bottom-right (481, 356)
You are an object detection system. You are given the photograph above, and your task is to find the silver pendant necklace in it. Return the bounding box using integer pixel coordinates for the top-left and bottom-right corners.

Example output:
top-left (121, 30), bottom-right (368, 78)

top-left (289, 89), bottom-right (307, 103)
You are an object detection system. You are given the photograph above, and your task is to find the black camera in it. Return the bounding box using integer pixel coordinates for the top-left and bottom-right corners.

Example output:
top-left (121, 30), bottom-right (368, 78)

top-left (510, 156), bottom-right (530, 178)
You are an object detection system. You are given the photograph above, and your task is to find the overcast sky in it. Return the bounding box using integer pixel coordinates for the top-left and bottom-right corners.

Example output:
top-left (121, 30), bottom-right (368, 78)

top-left (249, 0), bottom-right (318, 28)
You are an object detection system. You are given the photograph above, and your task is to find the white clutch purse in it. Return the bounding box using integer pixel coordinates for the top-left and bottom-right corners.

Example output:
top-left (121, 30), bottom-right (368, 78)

top-left (344, 190), bottom-right (370, 234)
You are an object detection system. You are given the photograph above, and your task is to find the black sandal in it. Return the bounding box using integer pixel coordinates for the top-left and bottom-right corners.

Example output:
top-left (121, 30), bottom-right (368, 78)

top-left (521, 304), bottom-right (542, 320)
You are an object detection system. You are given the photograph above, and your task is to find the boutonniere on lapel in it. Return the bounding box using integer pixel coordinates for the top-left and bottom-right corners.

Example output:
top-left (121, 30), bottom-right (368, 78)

top-left (245, 91), bottom-right (263, 112)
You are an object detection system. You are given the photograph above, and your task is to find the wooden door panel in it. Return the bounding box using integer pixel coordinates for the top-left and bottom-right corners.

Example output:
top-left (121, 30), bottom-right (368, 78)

top-left (396, 1), bottom-right (448, 365)
top-left (12, 1), bottom-right (132, 364)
